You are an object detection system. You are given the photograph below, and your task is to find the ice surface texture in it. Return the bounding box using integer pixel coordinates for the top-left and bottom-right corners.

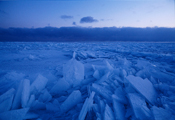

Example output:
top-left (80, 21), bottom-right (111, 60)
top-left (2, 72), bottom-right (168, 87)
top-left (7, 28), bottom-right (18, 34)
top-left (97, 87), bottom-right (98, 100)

top-left (0, 42), bottom-right (175, 120)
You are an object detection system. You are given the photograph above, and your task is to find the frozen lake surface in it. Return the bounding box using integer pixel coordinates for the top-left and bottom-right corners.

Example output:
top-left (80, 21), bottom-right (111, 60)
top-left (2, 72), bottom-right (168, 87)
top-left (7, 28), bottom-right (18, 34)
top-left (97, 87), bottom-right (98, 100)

top-left (0, 42), bottom-right (175, 120)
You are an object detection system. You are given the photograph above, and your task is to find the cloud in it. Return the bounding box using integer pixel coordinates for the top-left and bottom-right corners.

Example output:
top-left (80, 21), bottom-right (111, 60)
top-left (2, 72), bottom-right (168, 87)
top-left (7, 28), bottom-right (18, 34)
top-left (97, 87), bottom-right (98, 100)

top-left (60, 15), bottom-right (73, 19)
top-left (80, 16), bottom-right (98, 23)
top-left (0, 27), bottom-right (175, 42)
top-left (72, 22), bottom-right (76, 25)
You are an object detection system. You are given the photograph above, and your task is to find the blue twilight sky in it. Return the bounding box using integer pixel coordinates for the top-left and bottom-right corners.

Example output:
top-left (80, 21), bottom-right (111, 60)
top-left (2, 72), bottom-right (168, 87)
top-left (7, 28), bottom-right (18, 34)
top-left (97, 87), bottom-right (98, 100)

top-left (0, 0), bottom-right (174, 28)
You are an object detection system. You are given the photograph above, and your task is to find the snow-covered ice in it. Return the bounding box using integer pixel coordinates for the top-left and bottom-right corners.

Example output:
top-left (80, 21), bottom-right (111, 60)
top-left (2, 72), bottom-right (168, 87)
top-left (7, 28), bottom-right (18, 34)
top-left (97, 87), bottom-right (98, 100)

top-left (0, 42), bottom-right (175, 119)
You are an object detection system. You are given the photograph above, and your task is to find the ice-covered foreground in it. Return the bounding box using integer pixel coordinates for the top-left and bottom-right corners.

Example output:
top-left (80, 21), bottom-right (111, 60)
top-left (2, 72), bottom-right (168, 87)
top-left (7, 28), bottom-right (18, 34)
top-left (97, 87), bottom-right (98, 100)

top-left (0, 42), bottom-right (175, 120)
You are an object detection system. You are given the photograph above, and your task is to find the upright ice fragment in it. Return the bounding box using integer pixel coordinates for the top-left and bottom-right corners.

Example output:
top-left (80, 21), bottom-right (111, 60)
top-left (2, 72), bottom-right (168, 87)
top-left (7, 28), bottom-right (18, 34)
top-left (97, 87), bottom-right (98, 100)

top-left (99, 99), bottom-right (105, 115)
top-left (60, 90), bottom-right (82, 113)
top-left (92, 65), bottom-right (106, 79)
top-left (0, 108), bottom-right (29, 120)
top-left (112, 95), bottom-right (126, 120)
top-left (0, 95), bottom-right (14, 113)
top-left (126, 75), bottom-right (157, 105)
top-left (128, 93), bottom-right (152, 120)
top-left (105, 60), bottom-right (113, 71)
top-left (93, 70), bottom-right (100, 80)
top-left (21, 79), bottom-right (30, 108)
top-left (30, 74), bottom-right (48, 93)
top-left (11, 80), bottom-right (23, 110)
top-left (63, 57), bottom-right (84, 87)
top-left (27, 95), bottom-right (35, 107)
top-left (78, 92), bottom-right (95, 120)
top-left (104, 104), bottom-right (115, 120)
top-left (0, 88), bottom-right (15, 113)
top-left (0, 88), bottom-right (15, 103)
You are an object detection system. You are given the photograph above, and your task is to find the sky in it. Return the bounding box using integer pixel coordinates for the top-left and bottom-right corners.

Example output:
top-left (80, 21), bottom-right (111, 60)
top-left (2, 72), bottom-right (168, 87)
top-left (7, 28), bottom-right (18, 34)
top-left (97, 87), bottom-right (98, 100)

top-left (0, 0), bottom-right (175, 28)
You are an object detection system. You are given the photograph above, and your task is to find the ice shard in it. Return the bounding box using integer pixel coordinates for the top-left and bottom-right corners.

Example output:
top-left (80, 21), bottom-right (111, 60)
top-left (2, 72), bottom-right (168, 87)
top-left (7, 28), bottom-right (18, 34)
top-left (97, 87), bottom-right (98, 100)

top-left (104, 104), bottom-right (115, 120)
top-left (96, 72), bottom-right (110, 84)
top-left (78, 91), bottom-right (95, 120)
top-left (60, 90), bottom-right (82, 113)
top-left (27, 94), bottom-right (35, 107)
top-left (91, 83), bottom-right (112, 103)
top-left (93, 70), bottom-right (100, 80)
top-left (0, 95), bottom-right (14, 113)
top-left (63, 57), bottom-right (84, 87)
top-left (113, 87), bottom-right (127, 104)
top-left (128, 93), bottom-right (152, 120)
top-left (50, 78), bottom-right (70, 96)
top-left (21, 79), bottom-right (30, 108)
top-left (0, 88), bottom-right (15, 113)
top-left (126, 75), bottom-right (157, 105)
top-left (0, 88), bottom-right (15, 103)
top-left (46, 100), bottom-right (60, 112)
top-left (31, 100), bottom-right (46, 110)
top-left (11, 80), bottom-right (23, 110)
top-left (112, 95), bottom-right (126, 120)
top-left (30, 74), bottom-right (48, 94)
top-left (38, 89), bottom-right (52, 103)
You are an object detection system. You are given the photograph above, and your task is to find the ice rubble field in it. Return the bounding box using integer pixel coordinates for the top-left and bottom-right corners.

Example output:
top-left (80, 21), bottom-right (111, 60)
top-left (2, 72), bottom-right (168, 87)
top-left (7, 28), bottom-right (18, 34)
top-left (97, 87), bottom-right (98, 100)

top-left (0, 42), bottom-right (175, 120)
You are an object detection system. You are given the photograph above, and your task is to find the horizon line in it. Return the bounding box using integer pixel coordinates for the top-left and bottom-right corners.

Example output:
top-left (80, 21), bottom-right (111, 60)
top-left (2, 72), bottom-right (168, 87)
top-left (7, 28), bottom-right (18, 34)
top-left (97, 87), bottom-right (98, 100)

top-left (1, 26), bottom-right (175, 29)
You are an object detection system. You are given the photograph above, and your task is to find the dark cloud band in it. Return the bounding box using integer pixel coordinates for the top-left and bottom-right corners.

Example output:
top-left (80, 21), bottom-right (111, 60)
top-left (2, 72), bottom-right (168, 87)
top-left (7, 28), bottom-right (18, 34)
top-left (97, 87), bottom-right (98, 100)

top-left (0, 27), bottom-right (175, 42)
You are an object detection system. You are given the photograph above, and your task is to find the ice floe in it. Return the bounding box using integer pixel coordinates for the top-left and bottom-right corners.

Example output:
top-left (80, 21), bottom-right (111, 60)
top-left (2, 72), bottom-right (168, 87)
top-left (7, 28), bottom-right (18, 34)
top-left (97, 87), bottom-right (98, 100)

top-left (0, 42), bottom-right (175, 120)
